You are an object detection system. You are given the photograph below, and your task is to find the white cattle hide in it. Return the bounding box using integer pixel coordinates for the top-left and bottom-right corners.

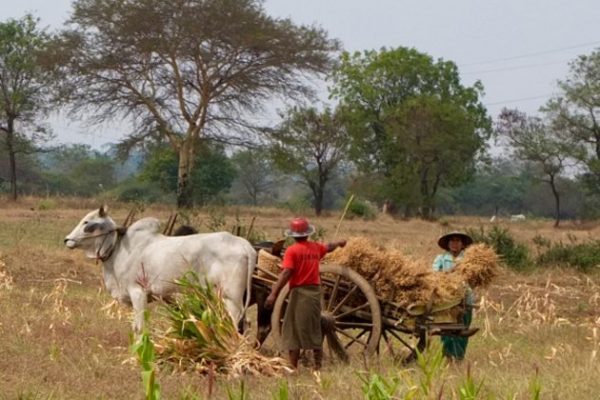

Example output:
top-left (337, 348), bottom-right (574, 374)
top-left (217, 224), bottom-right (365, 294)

top-left (510, 214), bottom-right (526, 222)
top-left (64, 206), bottom-right (256, 332)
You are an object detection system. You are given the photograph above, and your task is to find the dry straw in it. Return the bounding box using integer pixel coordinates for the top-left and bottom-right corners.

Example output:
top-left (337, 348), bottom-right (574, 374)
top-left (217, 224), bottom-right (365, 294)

top-left (453, 243), bottom-right (500, 287)
top-left (0, 254), bottom-right (13, 292)
top-left (323, 237), bottom-right (500, 307)
top-left (257, 249), bottom-right (281, 276)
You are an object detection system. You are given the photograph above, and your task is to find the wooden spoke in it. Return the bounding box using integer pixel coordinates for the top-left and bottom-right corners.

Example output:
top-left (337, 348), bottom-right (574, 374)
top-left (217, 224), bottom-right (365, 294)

top-left (335, 302), bottom-right (370, 320)
top-left (326, 274), bottom-right (342, 311)
top-left (385, 327), bottom-right (415, 351)
top-left (335, 328), bottom-right (368, 348)
top-left (335, 321), bottom-right (374, 329)
top-left (382, 330), bottom-right (396, 357)
top-left (344, 329), bottom-right (368, 349)
top-left (331, 285), bottom-right (360, 315)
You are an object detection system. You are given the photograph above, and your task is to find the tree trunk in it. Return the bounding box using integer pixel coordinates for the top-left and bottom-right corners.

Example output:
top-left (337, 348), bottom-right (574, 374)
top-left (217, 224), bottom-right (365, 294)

top-left (549, 175), bottom-right (560, 228)
top-left (177, 144), bottom-right (195, 209)
top-left (419, 166), bottom-right (433, 220)
top-left (6, 119), bottom-right (17, 201)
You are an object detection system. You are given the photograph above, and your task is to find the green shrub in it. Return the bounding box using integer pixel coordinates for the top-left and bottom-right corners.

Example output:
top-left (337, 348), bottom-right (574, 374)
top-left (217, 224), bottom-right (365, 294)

top-left (113, 180), bottom-right (166, 203)
top-left (537, 240), bottom-right (600, 272)
top-left (466, 226), bottom-right (531, 270)
top-left (37, 198), bottom-right (57, 210)
top-left (346, 198), bottom-right (376, 220)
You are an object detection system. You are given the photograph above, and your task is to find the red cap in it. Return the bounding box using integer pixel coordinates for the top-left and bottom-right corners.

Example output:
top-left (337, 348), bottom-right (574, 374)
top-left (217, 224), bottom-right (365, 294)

top-left (285, 217), bottom-right (315, 237)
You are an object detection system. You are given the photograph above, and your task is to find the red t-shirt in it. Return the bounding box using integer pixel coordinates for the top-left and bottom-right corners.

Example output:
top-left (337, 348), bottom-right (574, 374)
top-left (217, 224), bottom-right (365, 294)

top-left (281, 241), bottom-right (328, 288)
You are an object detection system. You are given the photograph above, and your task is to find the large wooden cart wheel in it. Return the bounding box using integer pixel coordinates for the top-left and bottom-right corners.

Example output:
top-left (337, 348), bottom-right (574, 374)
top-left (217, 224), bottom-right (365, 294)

top-left (270, 264), bottom-right (382, 362)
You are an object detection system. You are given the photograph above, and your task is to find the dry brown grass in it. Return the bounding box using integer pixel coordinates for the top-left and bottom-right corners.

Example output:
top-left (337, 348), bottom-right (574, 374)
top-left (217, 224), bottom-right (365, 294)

top-left (0, 199), bottom-right (599, 398)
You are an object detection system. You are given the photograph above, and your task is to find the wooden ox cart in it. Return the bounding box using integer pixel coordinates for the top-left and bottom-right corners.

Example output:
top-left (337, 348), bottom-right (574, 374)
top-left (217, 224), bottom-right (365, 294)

top-left (252, 260), bottom-right (475, 363)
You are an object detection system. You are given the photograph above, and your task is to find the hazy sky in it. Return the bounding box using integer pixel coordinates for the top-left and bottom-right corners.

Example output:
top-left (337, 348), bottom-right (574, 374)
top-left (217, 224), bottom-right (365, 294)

top-left (2, 0), bottom-right (599, 148)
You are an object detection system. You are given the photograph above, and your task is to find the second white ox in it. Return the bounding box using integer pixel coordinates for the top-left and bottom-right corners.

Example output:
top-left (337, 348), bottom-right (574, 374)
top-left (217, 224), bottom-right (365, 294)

top-left (64, 206), bottom-right (256, 332)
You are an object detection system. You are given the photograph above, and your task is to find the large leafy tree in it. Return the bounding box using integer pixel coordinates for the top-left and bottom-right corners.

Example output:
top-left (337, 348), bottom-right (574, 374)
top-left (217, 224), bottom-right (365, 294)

top-left (40, 144), bottom-right (117, 196)
top-left (139, 143), bottom-right (235, 206)
top-left (48, 0), bottom-right (339, 208)
top-left (269, 106), bottom-right (349, 216)
top-left (544, 50), bottom-right (600, 191)
top-left (230, 148), bottom-right (279, 206)
top-left (331, 47), bottom-right (491, 219)
top-left (496, 109), bottom-right (583, 227)
top-left (0, 15), bottom-right (54, 200)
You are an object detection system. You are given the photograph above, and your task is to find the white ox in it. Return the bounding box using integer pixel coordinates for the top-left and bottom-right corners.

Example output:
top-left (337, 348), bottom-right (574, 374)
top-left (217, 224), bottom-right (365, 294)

top-left (64, 206), bottom-right (256, 332)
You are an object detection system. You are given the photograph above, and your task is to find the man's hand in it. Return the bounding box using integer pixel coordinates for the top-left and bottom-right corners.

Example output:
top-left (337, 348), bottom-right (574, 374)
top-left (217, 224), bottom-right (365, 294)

top-left (327, 239), bottom-right (347, 252)
top-left (264, 292), bottom-right (277, 310)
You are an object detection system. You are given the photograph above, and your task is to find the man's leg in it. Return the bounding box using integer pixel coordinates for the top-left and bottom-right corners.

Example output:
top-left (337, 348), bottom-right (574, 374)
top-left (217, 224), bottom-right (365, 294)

top-left (289, 349), bottom-right (300, 369)
top-left (313, 348), bottom-right (323, 370)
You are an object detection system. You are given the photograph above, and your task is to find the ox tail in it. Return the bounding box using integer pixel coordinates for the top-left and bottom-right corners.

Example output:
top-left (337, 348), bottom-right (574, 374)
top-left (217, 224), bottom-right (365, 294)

top-left (241, 246), bottom-right (256, 320)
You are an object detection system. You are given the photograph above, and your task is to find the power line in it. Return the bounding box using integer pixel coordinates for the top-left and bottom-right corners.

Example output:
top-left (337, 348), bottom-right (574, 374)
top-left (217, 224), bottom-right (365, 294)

top-left (484, 94), bottom-right (554, 107)
top-left (462, 59), bottom-right (567, 75)
top-left (459, 40), bottom-right (600, 68)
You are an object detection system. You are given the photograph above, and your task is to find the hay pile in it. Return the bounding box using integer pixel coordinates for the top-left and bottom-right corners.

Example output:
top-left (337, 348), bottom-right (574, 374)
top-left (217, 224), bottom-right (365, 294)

top-left (323, 237), bottom-right (499, 307)
top-left (452, 243), bottom-right (499, 287)
top-left (256, 249), bottom-right (281, 277)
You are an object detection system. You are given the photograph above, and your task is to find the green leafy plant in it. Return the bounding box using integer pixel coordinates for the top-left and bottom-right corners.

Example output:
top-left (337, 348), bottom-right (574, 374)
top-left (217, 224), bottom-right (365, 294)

top-left (271, 380), bottom-right (289, 400)
top-left (226, 380), bottom-right (249, 400)
top-left (457, 365), bottom-right (485, 400)
top-left (130, 311), bottom-right (161, 400)
top-left (346, 197), bottom-right (376, 220)
top-left (467, 225), bottom-right (531, 270)
top-left (537, 239), bottom-right (600, 272)
top-left (359, 373), bottom-right (400, 400)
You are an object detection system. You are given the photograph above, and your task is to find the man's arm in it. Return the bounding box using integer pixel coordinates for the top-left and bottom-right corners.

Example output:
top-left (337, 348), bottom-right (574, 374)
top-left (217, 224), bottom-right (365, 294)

top-left (264, 268), bottom-right (293, 309)
top-left (326, 240), bottom-right (347, 253)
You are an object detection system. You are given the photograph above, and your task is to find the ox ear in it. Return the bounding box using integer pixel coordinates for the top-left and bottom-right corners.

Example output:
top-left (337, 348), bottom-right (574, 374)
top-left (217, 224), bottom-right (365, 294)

top-left (99, 205), bottom-right (109, 218)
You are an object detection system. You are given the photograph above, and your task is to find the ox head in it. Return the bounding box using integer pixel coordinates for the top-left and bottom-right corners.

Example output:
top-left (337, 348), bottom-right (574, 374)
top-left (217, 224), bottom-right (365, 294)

top-left (64, 205), bottom-right (118, 259)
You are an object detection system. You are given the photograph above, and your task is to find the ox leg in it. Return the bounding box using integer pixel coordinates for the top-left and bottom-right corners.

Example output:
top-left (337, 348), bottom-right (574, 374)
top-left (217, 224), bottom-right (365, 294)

top-left (223, 298), bottom-right (243, 329)
top-left (254, 288), bottom-right (272, 346)
top-left (129, 286), bottom-right (148, 334)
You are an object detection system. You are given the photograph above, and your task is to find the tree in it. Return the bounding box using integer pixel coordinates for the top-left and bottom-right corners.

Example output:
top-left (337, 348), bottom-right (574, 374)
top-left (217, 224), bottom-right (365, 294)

top-left (230, 148), bottom-right (279, 205)
top-left (331, 47), bottom-right (491, 219)
top-left (139, 142), bottom-right (235, 206)
top-left (544, 50), bottom-right (600, 189)
top-left (268, 106), bottom-right (349, 216)
top-left (40, 144), bottom-right (116, 196)
top-left (0, 15), bottom-right (54, 200)
top-left (48, 0), bottom-right (339, 208)
top-left (496, 109), bottom-right (582, 227)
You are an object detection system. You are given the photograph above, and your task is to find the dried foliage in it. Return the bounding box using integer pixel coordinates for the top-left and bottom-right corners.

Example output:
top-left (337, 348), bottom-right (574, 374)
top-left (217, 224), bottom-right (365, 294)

top-left (0, 253), bottom-right (13, 292)
top-left (453, 243), bottom-right (500, 287)
top-left (154, 273), bottom-right (291, 377)
top-left (257, 249), bottom-right (281, 276)
top-left (323, 237), bottom-right (500, 307)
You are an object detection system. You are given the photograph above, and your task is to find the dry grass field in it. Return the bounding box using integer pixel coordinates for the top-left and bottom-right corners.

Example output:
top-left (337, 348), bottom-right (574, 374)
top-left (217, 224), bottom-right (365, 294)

top-left (0, 197), bottom-right (599, 399)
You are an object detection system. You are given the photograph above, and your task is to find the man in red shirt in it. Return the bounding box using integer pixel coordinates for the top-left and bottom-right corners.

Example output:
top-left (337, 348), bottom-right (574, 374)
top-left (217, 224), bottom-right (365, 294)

top-left (265, 217), bottom-right (346, 371)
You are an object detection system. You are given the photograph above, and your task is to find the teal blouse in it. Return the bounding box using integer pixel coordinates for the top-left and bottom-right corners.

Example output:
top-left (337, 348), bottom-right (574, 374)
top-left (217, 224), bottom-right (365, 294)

top-left (432, 251), bottom-right (464, 272)
top-left (432, 250), bottom-right (474, 305)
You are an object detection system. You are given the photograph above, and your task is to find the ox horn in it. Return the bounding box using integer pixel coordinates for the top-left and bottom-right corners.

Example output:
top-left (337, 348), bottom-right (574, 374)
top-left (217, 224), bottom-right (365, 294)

top-left (122, 208), bottom-right (136, 228)
top-left (163, 212), bottom-right (178, 235)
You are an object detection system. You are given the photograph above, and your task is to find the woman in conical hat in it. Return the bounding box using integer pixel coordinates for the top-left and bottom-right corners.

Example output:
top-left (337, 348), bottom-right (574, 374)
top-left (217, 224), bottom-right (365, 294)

top-left (432, 231), bottom-right (477, 361)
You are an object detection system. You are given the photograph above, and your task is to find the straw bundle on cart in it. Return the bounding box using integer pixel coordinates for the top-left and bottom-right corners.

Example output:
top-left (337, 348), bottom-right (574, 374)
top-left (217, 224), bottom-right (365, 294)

top-left (256, 249), bottom-right (281, 276)
top-left (324, 237), bottom-right (499, 308)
